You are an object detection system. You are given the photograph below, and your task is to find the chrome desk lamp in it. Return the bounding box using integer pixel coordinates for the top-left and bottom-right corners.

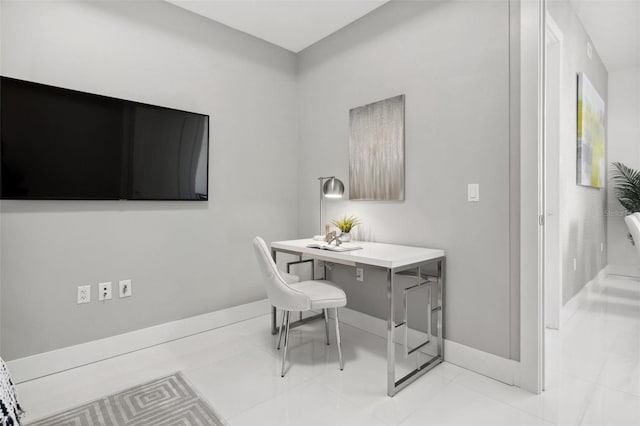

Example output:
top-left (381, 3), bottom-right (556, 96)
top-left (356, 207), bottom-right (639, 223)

top-left (318, 176), bottom-right (344, 235)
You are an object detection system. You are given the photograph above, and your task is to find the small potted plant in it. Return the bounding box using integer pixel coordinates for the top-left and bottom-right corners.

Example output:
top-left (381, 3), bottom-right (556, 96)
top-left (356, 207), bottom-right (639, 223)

top-left (331, 215), bottom-right (361, 242)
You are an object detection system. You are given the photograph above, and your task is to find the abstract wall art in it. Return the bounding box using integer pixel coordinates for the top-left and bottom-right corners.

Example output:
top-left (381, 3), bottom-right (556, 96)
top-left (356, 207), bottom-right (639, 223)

top-left (577, 72), bottom-right (606, 188)
top-left (349, 94), bottom-right (405, 201)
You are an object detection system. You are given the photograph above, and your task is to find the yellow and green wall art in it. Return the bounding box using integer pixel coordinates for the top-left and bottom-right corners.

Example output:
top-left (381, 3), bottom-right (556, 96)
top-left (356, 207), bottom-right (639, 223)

top-left (577, 72), bottom-right (606, 188)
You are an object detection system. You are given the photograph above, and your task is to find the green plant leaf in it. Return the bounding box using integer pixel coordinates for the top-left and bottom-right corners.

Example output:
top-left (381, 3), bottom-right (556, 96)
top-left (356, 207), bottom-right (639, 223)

top-left (331, 214), bottom-right (361, 233)
top-left (611, 162), bottom-right (640, 213)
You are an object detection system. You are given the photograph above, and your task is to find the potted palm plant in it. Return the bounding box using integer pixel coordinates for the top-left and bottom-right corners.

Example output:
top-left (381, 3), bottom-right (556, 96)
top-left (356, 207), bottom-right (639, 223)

top-left (611, 162), bottom-right (640, 212)
top-left (331, 215), bottom-right (361, 242)
top-left (611, 162), bottom-right (640, 245)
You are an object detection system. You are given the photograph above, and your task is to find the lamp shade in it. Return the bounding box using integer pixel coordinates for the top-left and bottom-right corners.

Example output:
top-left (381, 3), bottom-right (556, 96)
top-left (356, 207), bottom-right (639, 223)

top-left (323, 177), bottom-right (344, 198)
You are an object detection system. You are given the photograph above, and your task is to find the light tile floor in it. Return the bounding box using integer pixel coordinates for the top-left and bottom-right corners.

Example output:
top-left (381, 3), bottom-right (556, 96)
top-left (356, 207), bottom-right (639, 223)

top-left (16, 275), bottom-right (640, 425)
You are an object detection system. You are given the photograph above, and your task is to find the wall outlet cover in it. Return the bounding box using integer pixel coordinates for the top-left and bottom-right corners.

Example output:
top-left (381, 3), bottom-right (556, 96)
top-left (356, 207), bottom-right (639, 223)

top-left (77, 285), bottom-right (91, 304)
top-left (98, 282), bottom-right (112, 301)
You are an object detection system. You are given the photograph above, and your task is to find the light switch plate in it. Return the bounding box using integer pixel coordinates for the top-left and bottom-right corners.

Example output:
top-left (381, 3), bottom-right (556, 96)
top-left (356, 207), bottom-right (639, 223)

top-left (467, 184), bottom-right (480, 202)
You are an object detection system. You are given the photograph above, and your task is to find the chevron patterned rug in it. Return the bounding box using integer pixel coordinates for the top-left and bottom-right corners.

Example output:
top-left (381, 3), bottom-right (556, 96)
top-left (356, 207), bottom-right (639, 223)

top-left (27, 372), bottom-right (224, 426)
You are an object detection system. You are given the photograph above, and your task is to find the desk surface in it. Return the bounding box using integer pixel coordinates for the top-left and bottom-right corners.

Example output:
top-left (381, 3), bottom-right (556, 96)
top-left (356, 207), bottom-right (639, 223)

top-left (271, 239), bottom-right (444, 269)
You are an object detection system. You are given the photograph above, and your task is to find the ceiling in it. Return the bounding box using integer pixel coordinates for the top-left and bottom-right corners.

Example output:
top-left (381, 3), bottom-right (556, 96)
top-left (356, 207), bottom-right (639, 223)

top-left (570, 0), bottom-right (640, 71)
top-left (166, 0), bottom-right (638, 70)
top-left (165, 0), bottom-right (390, 53)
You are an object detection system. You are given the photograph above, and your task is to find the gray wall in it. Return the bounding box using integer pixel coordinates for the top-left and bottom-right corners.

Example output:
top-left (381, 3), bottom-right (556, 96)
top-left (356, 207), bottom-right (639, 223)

top-left (0, 0), bottom-right (298, 360)
top-left (547, 1), bottom-right (608, 305)
top-left (297, 0), bottom-right (518, 360)
top-left (1, 0), bottom-right (525, 363)
top-left (607, 67), bottom-right (640, 271)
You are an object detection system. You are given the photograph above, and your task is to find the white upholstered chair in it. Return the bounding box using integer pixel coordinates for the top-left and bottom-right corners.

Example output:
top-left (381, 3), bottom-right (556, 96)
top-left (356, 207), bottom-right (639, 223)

top-left (280, 271), bottom-right (300, 285)
top-left (253, 236), bottom-right (346, 377)
top-left (625, 214), bottom-right (640, 259)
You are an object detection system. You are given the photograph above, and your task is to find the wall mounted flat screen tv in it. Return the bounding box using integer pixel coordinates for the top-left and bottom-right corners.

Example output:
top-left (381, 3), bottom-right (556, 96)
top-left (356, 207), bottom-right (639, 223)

top-left (1, 77), bottom-right (209, 200)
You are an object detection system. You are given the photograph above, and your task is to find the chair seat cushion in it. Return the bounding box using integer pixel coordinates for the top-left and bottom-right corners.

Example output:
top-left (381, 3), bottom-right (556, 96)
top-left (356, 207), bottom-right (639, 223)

top-left (294, 280), bottom-right (347, 309)
top-left (280, 271), bottom-right (300, 284)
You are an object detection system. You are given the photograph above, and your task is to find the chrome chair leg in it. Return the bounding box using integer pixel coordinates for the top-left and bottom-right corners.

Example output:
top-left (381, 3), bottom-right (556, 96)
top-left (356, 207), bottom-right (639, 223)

top-left (281, 311), bottom-right (291, 377)
top-left (323, 309), bottom-right (330, 345)
top-left (277, 309), bottom-right (286, 350)
top-left (335, 308), bottom-right (344, 370)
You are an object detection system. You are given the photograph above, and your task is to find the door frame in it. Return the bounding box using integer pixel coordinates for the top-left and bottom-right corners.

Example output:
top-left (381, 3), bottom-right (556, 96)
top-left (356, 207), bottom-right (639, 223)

top-left (519, 0), bottom-right (545, 394)
top-left (544, 13), bottom-right (564, 330)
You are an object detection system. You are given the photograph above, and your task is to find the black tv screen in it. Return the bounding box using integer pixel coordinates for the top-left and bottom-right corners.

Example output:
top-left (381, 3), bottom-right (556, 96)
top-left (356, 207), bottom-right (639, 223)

top-left (1, 77), bottom-right (209, 200)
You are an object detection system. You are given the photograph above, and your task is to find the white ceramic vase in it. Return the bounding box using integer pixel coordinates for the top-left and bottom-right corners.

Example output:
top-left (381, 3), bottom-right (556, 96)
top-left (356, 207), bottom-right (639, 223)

top-left (338, 232), bottom-right (351, 243)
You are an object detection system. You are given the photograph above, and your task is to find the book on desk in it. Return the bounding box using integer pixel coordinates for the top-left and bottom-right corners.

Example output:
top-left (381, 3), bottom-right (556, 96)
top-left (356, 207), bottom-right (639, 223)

top-left (306, 242), bottom-right (363, 252)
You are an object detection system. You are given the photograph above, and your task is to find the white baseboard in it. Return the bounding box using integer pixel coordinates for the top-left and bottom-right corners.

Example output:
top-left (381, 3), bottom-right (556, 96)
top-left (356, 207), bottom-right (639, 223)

top-left (607, 264), bottom-right (640, 278)
top-left (561, 266), bottom-right (608, 327)
top-left (9, 299), bottom-right (519, 387)
top-left (444, 339), bottom-right (520, 386)
top-left (334, 307), bottom-right (520, 386)
top-left (8, 299), bottom-right (271, 384)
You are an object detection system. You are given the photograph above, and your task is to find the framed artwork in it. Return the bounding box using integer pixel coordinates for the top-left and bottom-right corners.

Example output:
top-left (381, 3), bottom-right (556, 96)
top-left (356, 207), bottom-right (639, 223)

top-left (577, 72), bottom-right (606, 188)
top-left (349, 94), bottom-right (405, 201)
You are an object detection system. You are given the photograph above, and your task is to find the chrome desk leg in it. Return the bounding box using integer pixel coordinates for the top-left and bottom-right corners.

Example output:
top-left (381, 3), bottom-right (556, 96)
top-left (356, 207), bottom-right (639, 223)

top-left (277, 309), bottom-right (286, 350)
top-left (387, 258), bottom-right (445, 397)
top-left (323, 309), bottom-right (330, 345)
top-left (286, 256), bottom-right (307, 324)
top-left (427, 269), bottom-right (433, 356)
top-left (271, 306), bottom-right (278, 335)
top-left (281, 311), bottom-right (291, 377)
top-left (335, 308), bottom-right (344, 370)
top-left (437, 259), bottom-right (445, 359)
top-left (271, 248), bottom-right (278, 335)
top-left (387, 268), bottom-right (396, 396)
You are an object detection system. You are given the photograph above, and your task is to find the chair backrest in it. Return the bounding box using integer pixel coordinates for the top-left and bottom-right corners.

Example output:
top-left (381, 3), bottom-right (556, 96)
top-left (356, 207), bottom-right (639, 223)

top-left (624, 215), bottom-right (640, 259)
top-left (252, 237), bottom-right (310, 311)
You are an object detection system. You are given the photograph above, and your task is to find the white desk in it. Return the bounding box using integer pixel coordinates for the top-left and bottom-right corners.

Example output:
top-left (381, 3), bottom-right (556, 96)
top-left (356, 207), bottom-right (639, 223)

top-left (270, 239), bottom-right (446, 397)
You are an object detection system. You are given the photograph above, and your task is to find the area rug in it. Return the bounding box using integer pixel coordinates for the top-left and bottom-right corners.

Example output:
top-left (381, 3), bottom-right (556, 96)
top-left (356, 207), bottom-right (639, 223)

top-left (27, 372), bottom-right (224, 426)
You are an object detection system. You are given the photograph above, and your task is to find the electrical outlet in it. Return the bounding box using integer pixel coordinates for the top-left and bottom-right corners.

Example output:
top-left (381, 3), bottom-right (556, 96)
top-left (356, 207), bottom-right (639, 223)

top-left (573, 258), bottom-right (577, 272)
top-left (98, 282), bottom-right (112, 301)
top-left (356, 267), bottom-right (364, 282)
top-left (77, 285), bottom-right (91, 304)
top-left (119, 279), bottom-right (132, 298)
